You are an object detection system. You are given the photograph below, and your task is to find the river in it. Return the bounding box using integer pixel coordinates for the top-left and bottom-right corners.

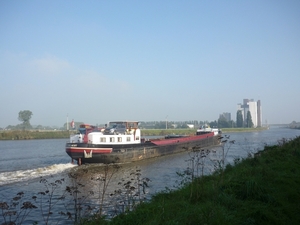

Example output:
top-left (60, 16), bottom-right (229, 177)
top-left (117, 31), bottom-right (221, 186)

top-left (0, 126), bottom-right (299, 224)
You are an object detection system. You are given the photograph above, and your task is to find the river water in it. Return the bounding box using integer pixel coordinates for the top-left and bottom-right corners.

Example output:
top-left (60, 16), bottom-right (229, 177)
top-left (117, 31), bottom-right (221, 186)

top-left (0, 126), bottom-right (299, 224)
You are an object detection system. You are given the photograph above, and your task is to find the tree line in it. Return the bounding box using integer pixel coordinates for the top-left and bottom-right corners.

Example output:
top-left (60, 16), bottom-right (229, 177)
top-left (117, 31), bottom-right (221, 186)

top-left (2, 109), bottom-right (256, 131)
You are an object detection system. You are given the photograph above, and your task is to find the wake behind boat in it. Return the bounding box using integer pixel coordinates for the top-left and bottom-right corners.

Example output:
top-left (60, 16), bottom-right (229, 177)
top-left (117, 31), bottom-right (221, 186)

top-left (0, 163), bottom-right (76, 186)
top-left (65, 121), bottom-right (221, 165)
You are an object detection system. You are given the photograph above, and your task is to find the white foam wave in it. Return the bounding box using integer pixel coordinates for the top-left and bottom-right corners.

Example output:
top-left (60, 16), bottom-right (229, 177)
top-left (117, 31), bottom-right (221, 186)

top-left (0, 163), bottom-right (76, 186)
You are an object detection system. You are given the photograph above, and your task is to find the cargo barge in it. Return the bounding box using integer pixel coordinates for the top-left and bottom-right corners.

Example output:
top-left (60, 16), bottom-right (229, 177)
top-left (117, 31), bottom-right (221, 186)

top-left (65, 121), bottom-right (221, 165)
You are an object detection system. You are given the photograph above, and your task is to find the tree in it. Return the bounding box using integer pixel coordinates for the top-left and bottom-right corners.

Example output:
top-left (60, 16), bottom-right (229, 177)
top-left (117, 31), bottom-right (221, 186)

top-left (209, 120), bottom-right (218, 128)
top-left (18, 110), bottom-right (33, 130)
top-left (236, 110), bottom-right (243, 128)
top-left (246, 111), bottom-right (254, 128)
top-left (218, 115), bottom-right (229, 128)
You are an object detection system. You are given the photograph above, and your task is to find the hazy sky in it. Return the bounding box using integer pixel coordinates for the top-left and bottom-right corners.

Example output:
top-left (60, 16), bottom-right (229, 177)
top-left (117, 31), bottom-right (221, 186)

top-left (1, 0), bottom-right (299, 127)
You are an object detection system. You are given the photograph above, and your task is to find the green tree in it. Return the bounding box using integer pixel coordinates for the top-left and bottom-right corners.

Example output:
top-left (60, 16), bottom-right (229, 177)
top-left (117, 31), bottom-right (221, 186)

top-left (218, 115), bottom-right (230, 128)
top-left (236, 110), bottom-right (243, 128)
top-left (154, 121), bottom-right (168, 129)
top-left (246, 111), bottom-right (254, 128)
top-left (18, 110), bottom-right (33, 130)
top-left (209, 120), bottom-right (218, 128)
top-left (179, 123), bottom-right (189, 129)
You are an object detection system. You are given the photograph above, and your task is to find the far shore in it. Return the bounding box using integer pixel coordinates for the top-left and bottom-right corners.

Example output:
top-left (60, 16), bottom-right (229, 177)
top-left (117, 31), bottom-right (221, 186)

top-left (0, 127), bottom-right (268, 140)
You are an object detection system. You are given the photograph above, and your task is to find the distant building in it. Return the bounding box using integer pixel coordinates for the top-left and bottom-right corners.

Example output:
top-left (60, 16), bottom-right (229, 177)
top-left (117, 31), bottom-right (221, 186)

top-left (187, 124), bottom-right (195, 129)
top-left (237, 99), bottom-right (262, 127)
top-left (219, 112), bottom-right (231, 121)
top-left (257, 100), bottom-right (262, 127)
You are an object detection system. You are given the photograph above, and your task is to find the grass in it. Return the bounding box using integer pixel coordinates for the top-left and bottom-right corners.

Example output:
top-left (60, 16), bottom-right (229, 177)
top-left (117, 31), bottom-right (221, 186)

top-left (83, 136), bottom-right (300, 225)
top-left (140, 127), bottom-right (267, 136)
top-left (0, 130), bottom-right (73, 140)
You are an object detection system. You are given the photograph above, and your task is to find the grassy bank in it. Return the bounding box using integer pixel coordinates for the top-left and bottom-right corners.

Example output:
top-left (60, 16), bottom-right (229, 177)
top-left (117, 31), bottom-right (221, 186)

top-left (0, 130), bottom-right (73, 140)
top-left (221, 127), bottom-right (268, 133)
top-left (85, 136), bottom-right (300, 225)
top-left (141, 127), bottom-right (267, 136)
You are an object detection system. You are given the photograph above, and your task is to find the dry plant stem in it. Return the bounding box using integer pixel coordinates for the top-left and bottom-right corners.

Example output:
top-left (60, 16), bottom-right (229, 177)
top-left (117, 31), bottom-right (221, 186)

top-left (96, 164), bottom-right (120, 217)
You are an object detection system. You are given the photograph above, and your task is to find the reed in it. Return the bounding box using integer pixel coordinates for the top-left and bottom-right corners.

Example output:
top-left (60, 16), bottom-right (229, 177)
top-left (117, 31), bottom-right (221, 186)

top-left (0, 164), bottom-right (150, 224)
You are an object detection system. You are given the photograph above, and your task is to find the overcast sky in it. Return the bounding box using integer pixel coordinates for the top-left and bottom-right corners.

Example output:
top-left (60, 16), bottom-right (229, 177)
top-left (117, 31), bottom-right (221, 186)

top-left (1, 0), bottom-right (299, 127)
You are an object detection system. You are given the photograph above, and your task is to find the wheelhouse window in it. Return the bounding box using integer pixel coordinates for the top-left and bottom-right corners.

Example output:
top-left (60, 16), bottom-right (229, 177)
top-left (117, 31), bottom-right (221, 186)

top-left (100, 137), bottom-right (106, 142)
top-left (78, 128), bottom-right (86, 134)
top-left (136, 136), bottom-right (140, 141)
top-left (126, 137), bottom-right (131, 142)
top-left (118, 137), bottom-right (122, 142)
top-left (110, 137), bottom-right (115, 142)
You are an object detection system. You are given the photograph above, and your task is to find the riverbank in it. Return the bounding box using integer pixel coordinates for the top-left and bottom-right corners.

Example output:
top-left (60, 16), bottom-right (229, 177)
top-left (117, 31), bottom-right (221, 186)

top-left (0, 130), bottom-right (72, 140)
top-left (84, 135), bottom-right (300, 225)
top-left (141, 127), bottom-right (268, 136)
top-left (0, 128), bottom-right (268, 140)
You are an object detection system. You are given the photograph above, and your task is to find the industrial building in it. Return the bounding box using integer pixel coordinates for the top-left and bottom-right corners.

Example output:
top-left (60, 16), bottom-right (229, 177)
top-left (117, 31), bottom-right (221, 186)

top-left (237, 99), bottom-right (262, 127)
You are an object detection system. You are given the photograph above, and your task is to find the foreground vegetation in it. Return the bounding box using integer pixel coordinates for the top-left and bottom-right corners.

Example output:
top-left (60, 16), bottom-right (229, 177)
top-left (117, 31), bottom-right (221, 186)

top-left (84, 136), bottom-right (300, 225)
